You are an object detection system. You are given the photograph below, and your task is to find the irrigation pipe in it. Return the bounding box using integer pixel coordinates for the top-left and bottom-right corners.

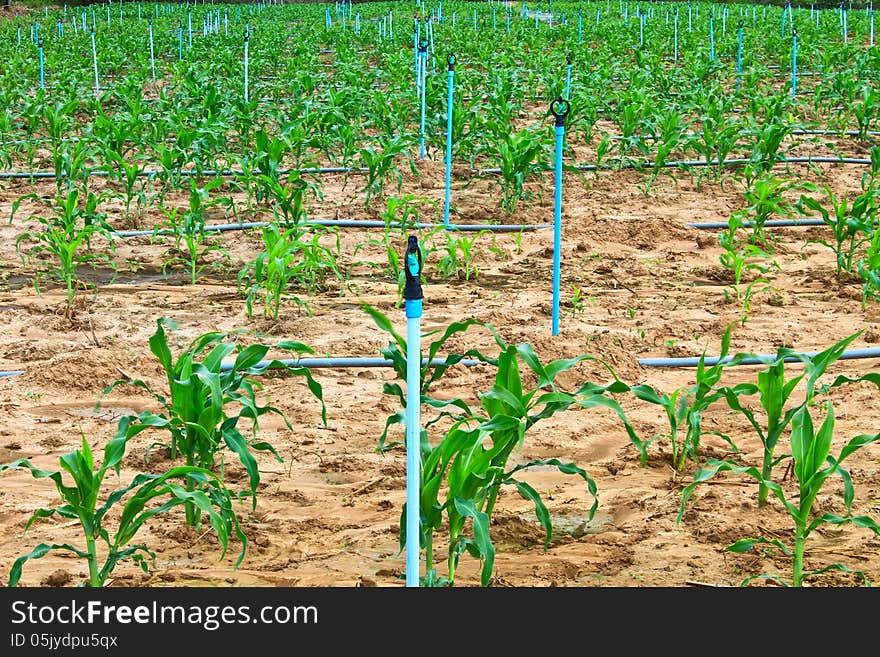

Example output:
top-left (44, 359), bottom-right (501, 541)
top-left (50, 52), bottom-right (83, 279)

top-left (7, 346), bottom-right (880, 378)
top-left (110, 219), bottom-right (550, 238)
top-left (638, 348), bottom-right (880, 368)
top-left (686, 218), bottom-right (831, 230)
top-left (571, 156), bottom-right (872, 173)
top-left (474, 155), bottom-right (872, 177)
top-left (0, 371), bottom-right (25, 379)
top-left (0, 166), bottom-right (369, 180)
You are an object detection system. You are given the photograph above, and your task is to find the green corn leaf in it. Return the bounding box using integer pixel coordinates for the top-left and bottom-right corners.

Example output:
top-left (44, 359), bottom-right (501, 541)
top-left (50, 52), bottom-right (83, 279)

top-left (8, 543), bottom-right (91, 588)
top-left (512, 479), bottom-right (553, 549)
top-left (232, 344), bottom-right (271, 372)
top-left (222, 428), bottom-right (262, 505)
top-left (148, 317), bottom-right (177, 380)
top-left (362, 303), bottom-right (407, 354)
top-left (453, 497), bottom-right (495, 587)
top-left (726, 536), bottom-right (792, 555)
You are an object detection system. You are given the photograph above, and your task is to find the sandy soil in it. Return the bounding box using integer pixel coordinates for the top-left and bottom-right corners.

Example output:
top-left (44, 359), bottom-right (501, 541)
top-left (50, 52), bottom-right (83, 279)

top-left (0, 133), bottom-right (879, 588)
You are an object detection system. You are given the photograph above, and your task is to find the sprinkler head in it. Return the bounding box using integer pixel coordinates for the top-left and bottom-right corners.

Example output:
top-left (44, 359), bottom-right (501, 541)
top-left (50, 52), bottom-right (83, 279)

top-left (550, 98), bottom-right (570, 127)
top-left (403, 236), bottom-right (423, 301)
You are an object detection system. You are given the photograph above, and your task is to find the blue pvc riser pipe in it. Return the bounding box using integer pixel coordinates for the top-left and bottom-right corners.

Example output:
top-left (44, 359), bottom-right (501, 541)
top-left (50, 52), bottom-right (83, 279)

top-left (443, 53), bottom-right (456, 226)
top-left (550, 98), bottom-right (569, 337)
top-left (402, 235), bottom-right (424, 588)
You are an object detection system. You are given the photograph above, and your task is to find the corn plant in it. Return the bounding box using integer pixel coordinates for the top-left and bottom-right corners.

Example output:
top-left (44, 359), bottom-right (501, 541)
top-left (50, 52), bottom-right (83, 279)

top-left (857, 227), bottom-right (880, 308)
top-left (156, 177), bottom-right (232, 284)
top-left (407, 341), bottom-right (640, 586)
top-left (14, 188), bottom-right (116, 318)
top-left (105, 148), bottom-right (148, 223)
top-left (257, 170), bottom-right (321, 227)
top-left (362, 303), bottom-right (497, 453)
top-left (718, 213), bottom-right (778, 325)
top-left (483, 124), bottom-right (548, 215)
top-left (100, 317), bottom-right (327, 527)
top-left (358, 135), bottom-right (415, 208)
top-left (630, 324), bottom-right (739, 470)
top-left (237, 223), bottom-right (342, 319)
top-left (797, 183), bottom-right (878, 277)
top-left (734, 174), bottom-right (804, 251)
top-left (642, 107), bottom-right (691, 195)
top-left (351, 195), bottom-right (428, 303)
top-left (678, 401), bottom-right (880, 587)
top-left (434, 230), bottom-right (484, 282)
top-left (1, 419), bottom-right (247, 588)
top-left (715, 331), bottom-right (864, 509)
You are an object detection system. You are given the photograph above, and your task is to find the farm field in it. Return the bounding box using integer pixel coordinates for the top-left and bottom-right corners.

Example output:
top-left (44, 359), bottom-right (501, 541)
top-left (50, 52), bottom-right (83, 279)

top-left (0, 0), bottom-right (879, 589)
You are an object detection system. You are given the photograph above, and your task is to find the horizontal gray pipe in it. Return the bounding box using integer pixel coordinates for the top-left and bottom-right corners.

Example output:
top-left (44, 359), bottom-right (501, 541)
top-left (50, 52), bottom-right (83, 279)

top-left (476, 155), bottom-right (871, 175)
top-left (0, 358), bottom-right (484, 380)
top-left (0, 166), bottom-right (367, 179)
top-left (7, 346), bottom-right (880, 377)
top-left (639, 348), bottom-right (880, 368)
top-left (687, 218), bottom-right (827, 229)
top-left (610, 128), bottom-right (880, 140)
top-left (222, 357), bottom-right (485, 371)
top-left (111, 219), bottom-right (549, 237)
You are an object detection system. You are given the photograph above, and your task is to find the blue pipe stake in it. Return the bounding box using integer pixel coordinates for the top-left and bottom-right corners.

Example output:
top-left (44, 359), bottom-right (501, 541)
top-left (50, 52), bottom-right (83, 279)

top-left (149, 20), bottom-right (155, 82)
top-left (550, 98), bottom-right (569, 337)
top-left (402, 235), bottom-right (424, 589)
top-left (737, 20), bottom-right (743, 90)
top-left (871, 10), bottom-right (875, 46)
top-left (564, 52), bottom-right (572, 100)
top-left (244, 27), bottom-right (250, 104)
top-left (578, 10), bottom-right (583, 43)
top-left (709, 13), bottom-right (714, 60)
top-left (782, 6), bottom-right (786, 37)
top-left (91, 29), bottom-right (99, 95)
top-left (443, 54), bottom-right (455, 226)
top-left (413, 20), bottom-right (419, 82)
top-left (38, 38), bottom-right (44, 89)
top-left (674, 10), bottom-right (678, 63)
top-left (791, 28), bottom-right (797, 97)
top-left (178, 22), bottom-right (183, 60)
top-left (418, 41), bottom-right (428, 160)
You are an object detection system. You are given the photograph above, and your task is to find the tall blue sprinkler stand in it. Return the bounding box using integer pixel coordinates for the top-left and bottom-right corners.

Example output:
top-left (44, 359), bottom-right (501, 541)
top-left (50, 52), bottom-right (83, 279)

top-left (403, 235), bottom-right (424, 588)
top-left (443, 53), bottom-right (456, 226)
top-left (550, 98), bottom-right (570, 337)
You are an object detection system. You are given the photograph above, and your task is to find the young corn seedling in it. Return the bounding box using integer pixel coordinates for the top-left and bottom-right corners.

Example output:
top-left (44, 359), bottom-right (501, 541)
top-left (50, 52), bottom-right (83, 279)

top-left (678, 401), bottom-right (880, 587)
top-left (156, 177), bottom-right (232, 285)
top-left (1, 419), bottom-right (247, 588)
top-left (735, 174), bottom-right (804, 252)
top-left (434, 230), bottom-right (483, 282)
top-left (715, 331), bottom-right (864, 509)
top-left (237, 223), bottom-right (342, 320)
top-left (362, 303), bottom-right (498, 453)
top-left (718, 213), bottom-right (778, 326)
top-left (630, 324), bottom-right (740, 470)
top-left (14, 188), bottom-right (116, 319)
top-left (105, 148), bottom-right (148, 224)
top-left (358, 135), bottom-right (415, 208)
top-left (797, 183), bottom-right (878, 277)
top-left (408, 341), bottom-right (641, 586)
top-left (351, 195), bottom-right (430, 304)
top-left (100, 317), bottom-right (327, 528)
top-left (857, 228), bottom-right (880, 308)
top-left (485, 124), bottom-right (548, 215)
